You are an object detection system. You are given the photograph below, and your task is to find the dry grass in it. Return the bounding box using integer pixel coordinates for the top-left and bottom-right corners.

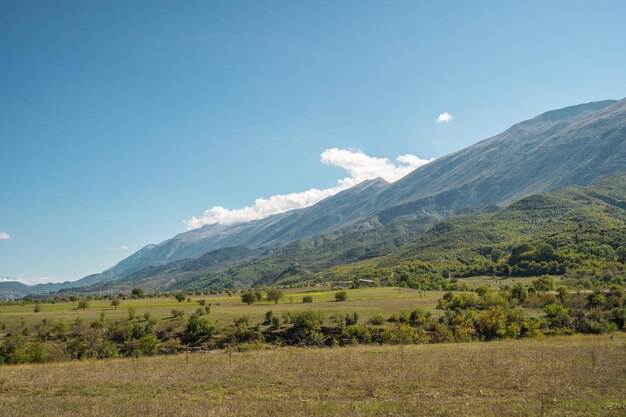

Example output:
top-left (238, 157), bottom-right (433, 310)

top-left (0, 334), bottom-right (624, 416)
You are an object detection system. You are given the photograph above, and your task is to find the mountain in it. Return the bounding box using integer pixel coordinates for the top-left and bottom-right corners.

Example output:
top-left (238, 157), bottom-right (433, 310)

top-left (0, 280), bottom-right (32, 300)
top-left (375, 99), bottom-right (626, 222)
top-left (21, 98), bottom-right (626, 295)
top-left (266, 172), bottom-right (626, 286)
top-left (62, 177), bottom-right (393, 289)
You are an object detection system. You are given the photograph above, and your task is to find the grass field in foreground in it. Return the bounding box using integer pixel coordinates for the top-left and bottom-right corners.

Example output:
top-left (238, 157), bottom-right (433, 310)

top-left (0, 334), bottom-right (624, 417)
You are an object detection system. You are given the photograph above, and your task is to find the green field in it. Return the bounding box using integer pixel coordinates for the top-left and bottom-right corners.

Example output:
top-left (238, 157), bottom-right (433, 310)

top-left (0, 286), bottom-right (448, 329)
top-left (0, 278), bottom-right (548, 330)
top-left (0, 334), bottom-right (624, 416)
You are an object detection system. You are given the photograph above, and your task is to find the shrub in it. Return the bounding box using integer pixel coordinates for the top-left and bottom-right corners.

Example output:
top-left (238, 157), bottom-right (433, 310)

top-left (131, 288), bottom-right (145, 298)
top-left (477, 306), bottom-right (507, 339)
top-left (171, 309), bottom-right (185, 320)
top-left (532, 275), bottom-right (555, 291)
top-left (369, 312), bottom-right (385, 325)
top-left (77, 299), bottom-right (89, 311)
top-left (343, 325), bottom-right (373, 343)
top-left (344, 312), bottom-right (359, 326)
top-left (302, 295), bottom-right (313, 303)
top-left (138, 333), bottom-right (158, 355)
top-left (335, 291), bottom-right (348, 302)
top-left (271, 316), bottom-right (281, 330)
top-left (184, 314), bottom-right (215, 343)
top-left (241, 292), bottom-right (257, 305)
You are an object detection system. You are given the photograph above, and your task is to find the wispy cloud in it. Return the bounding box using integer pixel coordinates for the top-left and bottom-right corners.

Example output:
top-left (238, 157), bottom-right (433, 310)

top-left (436, 112), bottom-right (455, 124)
top-left (0, 276), bottom-right (58, 285)
top-left (0, 232), bottom-right (10, 240)
top-left (109, 245), bottom-right (130, 251)
top-left (184, 148), bottom-right (433, 229)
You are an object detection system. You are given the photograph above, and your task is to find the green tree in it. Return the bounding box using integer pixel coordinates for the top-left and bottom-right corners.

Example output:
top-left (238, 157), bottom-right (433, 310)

top-left (111, 298), bottom-right (120, 310)
top-left (77, 299), bottom-right (89, 311)
top-left (491, 248), bottom-right (503, 263)
top-left (335, 291), bottom-right (348, 302)
top-left (532, 275), bottom-right (555, 291)
top-left (241, 292), bottom-right (257, 305)
top-left (184, 314), bottom-right (215, 343)
top-left (69, 295), bottom-right (78, 309)
top-left (617, 246), bottom-right (626, 263)
top-left (175, 292), bottom-right (187, 303)
top-left (266, 288), bottom-right (284, 304)
top-left (535, 243), bottom-right (555, 262)
top-left (131, 288), bottom-right (145, 298)
top-left (138, 334), bottom-right (158, 355)
top-left (477, 306), bottom-right (507, 339)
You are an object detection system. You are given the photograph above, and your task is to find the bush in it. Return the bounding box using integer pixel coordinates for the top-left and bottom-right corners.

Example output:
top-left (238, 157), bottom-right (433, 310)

top-left (532, 275), bottom-right (555, 291)
top-left (302, 295), bottom-right (313, 303)
top-left (184, 314), bottom-right (215, 344)
top-left (369, 312), bottom-right (385, 325)
top-left (241, 292), bottom-right (257, 305)
top-left (335, 291), bottom-right (348, 302)
top-left (477, 306), bottom-right (507, 340)
top-left (171, 309), bottom-right (185, 320)
top-left (138, 333), bottom-right (158, 355)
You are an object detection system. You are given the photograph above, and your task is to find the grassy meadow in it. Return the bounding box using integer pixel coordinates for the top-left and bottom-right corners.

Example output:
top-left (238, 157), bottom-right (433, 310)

top-left (0, 286), bottom-right (448, 329)
top-left (0, 334), bottom-right (624, 417)
top-left (0, 277), bottom-right (540, 330)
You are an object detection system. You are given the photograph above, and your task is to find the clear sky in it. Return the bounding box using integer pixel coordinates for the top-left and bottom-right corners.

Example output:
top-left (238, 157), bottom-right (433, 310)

top-left (2, 1), bottom-right (626, 284)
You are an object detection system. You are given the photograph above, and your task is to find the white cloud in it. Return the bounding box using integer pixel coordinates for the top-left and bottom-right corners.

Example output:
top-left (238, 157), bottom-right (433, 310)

top-left (436, 112), bottom-right (455, 124)
top-left (121, 245), bottom-right (129, 250)
top-left (0, 276), bottom-right (58, 285)
top-left (0, 232), bottom-right (10, 240)
top-left (184, 148), bottom-right (433, 229)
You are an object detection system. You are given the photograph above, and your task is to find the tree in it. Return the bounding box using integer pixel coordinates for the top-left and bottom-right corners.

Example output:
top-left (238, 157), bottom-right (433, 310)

top-left (138, 334), bottom-right (158, 355)
top-left (175, 292), bottom-right (187, 303)
top-left (535, 243), bottom-right (555, 262)
top-left (241, 292), bottom-right (257, 305)
top-left (302, 295), bottom-right (313, 303)
top-left (532, 275), bottom-right (555, 292)
top-left (77, 299), bottom-right (89, 311)
top-left (491, 248), bottom-right (503, 263)
top-left (33, 304), bottom-right (41, 313)
top-left (335, 291), bottom-right (348, 302)
top-left (266, 288), bottom-right (284, 304)
top-left (69, 295), bottom-right (78, 309)
top-left (111, 298), bottom-right (120, 310)
top-left (617, 246), bottom-right (626, 263)
top-left (131, 288), bottom-right (145, 298)
top-left (171, 309), bottom-right (185, 320)
top-left (184, 314), bottom-right (215, 343)
top-left (477, 306), bottom-right (507, 339)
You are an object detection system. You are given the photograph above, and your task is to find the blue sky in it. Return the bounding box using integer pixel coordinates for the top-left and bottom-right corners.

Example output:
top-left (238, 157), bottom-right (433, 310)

top-left (1, 1), bottom-right (626, 283)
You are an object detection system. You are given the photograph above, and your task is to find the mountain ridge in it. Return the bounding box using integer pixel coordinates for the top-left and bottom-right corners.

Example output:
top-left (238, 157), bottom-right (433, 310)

top-left (16, 98), bottom-right (626, 295)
